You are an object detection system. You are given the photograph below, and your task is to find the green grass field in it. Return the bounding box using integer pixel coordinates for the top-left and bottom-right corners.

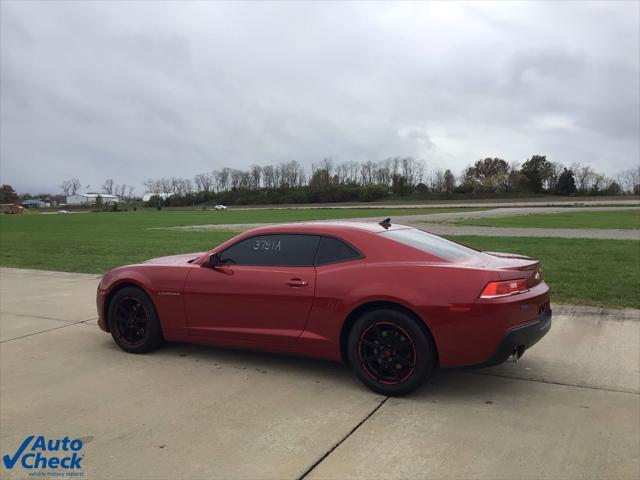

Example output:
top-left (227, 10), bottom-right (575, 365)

top-left (1, 209), bottom-right (638, 308)
top-left (454, 209), bottom-right (640, 229)
top-left (0, 208), bottom-right (478, 273)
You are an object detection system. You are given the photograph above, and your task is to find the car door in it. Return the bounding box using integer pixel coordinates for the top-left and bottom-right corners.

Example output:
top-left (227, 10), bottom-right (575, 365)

top-left (183, 233), bottom-right (320, 345)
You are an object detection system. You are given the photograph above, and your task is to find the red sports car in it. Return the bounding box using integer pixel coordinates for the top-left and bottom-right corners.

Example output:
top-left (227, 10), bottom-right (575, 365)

top-left (97, 220), bottom-right (551, 396)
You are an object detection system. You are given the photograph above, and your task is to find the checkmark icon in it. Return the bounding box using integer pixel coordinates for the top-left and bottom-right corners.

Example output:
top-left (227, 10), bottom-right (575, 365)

top-left (3, 435), bottom-right (34, 469)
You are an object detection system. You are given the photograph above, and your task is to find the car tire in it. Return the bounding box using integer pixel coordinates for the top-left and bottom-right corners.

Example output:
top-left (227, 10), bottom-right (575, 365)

top-left (347, 308), bottom-right (436, 396)
top-left (107, 286), bottom-right (164, 354)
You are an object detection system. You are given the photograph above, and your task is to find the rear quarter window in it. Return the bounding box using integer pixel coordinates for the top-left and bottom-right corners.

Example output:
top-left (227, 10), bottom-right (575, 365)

top-left (316, 236), bottom-right (362, 265)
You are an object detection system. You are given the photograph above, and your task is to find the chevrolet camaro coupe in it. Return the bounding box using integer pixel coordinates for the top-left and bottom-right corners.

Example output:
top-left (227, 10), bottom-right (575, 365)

top-left (97, 220), bottom-right (551, 396)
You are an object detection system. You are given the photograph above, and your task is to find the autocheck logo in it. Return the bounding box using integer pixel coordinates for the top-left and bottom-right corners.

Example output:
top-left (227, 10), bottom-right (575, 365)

top-left (3, 435), bottom-right (85, 473)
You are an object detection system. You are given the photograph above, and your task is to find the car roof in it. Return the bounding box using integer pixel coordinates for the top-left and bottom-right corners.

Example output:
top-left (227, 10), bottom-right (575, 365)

top-left (245, 221), bottom-right (410, 235)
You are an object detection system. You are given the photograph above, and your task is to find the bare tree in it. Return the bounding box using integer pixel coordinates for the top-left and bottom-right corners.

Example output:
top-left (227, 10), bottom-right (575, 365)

top-left (310, 159), bottom-right (333, 188)
top-left (430, 169), bottom-right (445, 193)
top-left (590, 173), bottom-right (606, 194)
top-left (143, 178), bottom-right (161, 196)
top-left (216, 168), bottom-right (231, 191)
top-left (262, 165), bottom-right (275, 189)
top-left (194, 173), bottom-right (213, 193)
top-left (360, 161), bottom-right (374, 186)
top-left (102, 179), bottom-right (114, 195)
top-left (250, 165), bottom-right (262, 189)
top-left (211, 171), bottom-right (221, 192)
top-left (115, 184), bottom-right (127, 199)
top-left (547, 162), bottom-right (564, 191)
top-left (170, 177), bottom-right (182, 196)
top-left (273, 164), bottom-right (282, 188)
top-left (395, 157), bottom-right (425, 187)
top-left (572, 163), bottom-right (595, 193)
top-left (390, 157), bottom-right (401, 177)
top-left (70, 178), bottom-right (81, 195)
top-left (618, 166), bottom-right (640, 195)
top-left (335, 162), bottom-right (347, 184)
top-left (60, 180), bottom-right (72, 196)
top-left (279, 160), bottom-right (304, 187)
top-left (373, 160), bottom-right (391, 186)
top-left (320, 158), bottom-right (333, 177)
top-left (229, 169), bottom-right (243, 190)
top-left (184, 179), bottom-right (193, 195)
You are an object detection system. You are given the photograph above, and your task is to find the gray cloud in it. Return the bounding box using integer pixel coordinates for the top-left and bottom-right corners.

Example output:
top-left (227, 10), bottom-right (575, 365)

top-left (1, 0), bottom-right (638, 194)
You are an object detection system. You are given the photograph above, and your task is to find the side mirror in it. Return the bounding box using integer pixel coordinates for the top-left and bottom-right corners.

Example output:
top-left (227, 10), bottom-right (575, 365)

top-left (205, 253), bottom-right (233, 274)
top-left (208, 253), bottom-right (221, 268)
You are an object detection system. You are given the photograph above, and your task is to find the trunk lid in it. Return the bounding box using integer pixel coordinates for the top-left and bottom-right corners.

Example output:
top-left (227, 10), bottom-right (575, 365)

top-left (483, 251), bottom-right (539, 270)
top-left (482, 251), bottom-right (543, 287)
top-left (459, 251), bottom-right (543, 287)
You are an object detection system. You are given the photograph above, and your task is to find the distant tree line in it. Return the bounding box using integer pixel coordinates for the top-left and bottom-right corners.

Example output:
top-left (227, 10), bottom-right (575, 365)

top-left (3, 156), bottom-right (638, 208)
top-left (141, 156), bottom-right (640, 207)
top-left (456, 156), bottom-right (634, 196)
top-left (56, 178), bottom-right (136, 201)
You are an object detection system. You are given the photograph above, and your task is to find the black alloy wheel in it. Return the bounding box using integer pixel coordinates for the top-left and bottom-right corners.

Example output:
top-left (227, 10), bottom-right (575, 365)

top-left (114, 297), bottom-right (149, 347)
top-left (107, 286), bottom-right (163, 353)
top-left (358, 322), bottom-right (416, 384)
top-left (347, 308), bottom-right (436, 396)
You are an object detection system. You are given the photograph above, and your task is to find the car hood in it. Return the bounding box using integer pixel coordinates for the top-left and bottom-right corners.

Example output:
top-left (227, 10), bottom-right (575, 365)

top-left (143, 252), bottom-right (206, 265)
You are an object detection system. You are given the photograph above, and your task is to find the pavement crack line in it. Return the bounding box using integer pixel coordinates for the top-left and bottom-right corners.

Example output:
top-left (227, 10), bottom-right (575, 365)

top-left (0, 311), bottom-right (92, 324)
top-left (468, 370), bottom-right (639, 395)
top-left (297, 396), bottom-right (389, 480)
top-left (0, 318), bottom-right (95, 343)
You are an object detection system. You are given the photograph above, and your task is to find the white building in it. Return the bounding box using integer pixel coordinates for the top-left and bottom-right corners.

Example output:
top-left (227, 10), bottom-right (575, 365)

top-left (142, 193), bottom-right (172, 202)
top-left (66, 193), bottom-right (119, 206)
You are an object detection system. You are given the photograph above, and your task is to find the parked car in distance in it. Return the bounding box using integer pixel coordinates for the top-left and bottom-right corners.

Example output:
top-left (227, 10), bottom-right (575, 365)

top-left (214, 204), bottom-right (227, 210)
top-left (96, 220), bottom-right (551, 396)
top-left (2, 205), bottom-right (27, 214)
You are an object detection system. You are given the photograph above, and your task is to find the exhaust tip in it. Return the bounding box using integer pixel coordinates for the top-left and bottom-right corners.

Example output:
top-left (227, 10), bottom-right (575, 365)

top-left (509, 346), bottom-right (526, 363)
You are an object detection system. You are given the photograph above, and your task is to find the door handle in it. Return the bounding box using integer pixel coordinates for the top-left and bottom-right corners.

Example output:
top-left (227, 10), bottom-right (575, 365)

top-left (286, 278), bottom-right (308, 287)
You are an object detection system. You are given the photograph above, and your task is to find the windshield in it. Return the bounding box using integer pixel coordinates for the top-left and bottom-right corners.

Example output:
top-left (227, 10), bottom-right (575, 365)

top-left (380, 228), bottom-right (481, 262)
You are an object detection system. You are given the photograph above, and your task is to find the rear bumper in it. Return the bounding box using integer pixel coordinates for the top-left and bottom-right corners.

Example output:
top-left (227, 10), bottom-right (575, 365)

top-left (457, 308), bottom-right (552, 370)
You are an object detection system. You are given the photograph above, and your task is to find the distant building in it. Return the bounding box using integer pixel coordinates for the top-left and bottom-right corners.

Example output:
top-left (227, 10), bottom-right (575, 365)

top-left (142, 193), bottom-right (172, 202)
top-left (22, 199), bottom-right (49, 208)
top-left (66, 193), bottom-right (119, 206)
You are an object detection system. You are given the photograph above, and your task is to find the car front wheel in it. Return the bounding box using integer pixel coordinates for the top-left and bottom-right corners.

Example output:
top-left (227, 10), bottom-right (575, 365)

top-left (347, 308), bottom-right (436, 396)
top-left (107, 286), bottom-right (163, 353)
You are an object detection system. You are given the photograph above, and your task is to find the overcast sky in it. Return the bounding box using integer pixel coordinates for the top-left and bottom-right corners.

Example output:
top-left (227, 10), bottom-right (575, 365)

top-left (1, 1), bottom-right (638, 194)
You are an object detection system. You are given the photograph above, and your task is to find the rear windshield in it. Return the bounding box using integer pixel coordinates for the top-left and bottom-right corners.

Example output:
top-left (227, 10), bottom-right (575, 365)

top-left (379, 228), bottom-right (480, 262)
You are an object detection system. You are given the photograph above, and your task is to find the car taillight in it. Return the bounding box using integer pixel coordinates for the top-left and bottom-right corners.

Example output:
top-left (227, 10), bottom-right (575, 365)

top-left (480, 279), bottom-right (529, 299)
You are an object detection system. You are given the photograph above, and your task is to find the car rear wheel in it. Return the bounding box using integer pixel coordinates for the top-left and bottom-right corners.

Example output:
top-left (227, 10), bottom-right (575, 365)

top-left (107, 286), bottom-right (163, 353)
top-left (347, 309), bottom-right (436, 396)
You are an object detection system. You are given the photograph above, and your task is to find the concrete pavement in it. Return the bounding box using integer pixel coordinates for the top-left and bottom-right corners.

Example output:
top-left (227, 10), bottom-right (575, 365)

top-left (0, 268), bottom-right (638, 479)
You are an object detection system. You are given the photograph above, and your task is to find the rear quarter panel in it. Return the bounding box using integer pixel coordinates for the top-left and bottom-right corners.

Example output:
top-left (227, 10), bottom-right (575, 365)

top-left (302, 261), bottom-right (499, 362)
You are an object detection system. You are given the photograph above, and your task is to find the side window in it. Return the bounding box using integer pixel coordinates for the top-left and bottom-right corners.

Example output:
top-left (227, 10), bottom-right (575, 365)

top-left (219, 234), bottom-right (320, 266)
top-left (316, 236), bottom-right (362, 265)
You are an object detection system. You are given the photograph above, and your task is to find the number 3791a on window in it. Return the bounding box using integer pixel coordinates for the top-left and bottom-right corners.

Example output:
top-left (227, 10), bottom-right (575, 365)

top-left (253, 239), bottom-right (282, 251)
